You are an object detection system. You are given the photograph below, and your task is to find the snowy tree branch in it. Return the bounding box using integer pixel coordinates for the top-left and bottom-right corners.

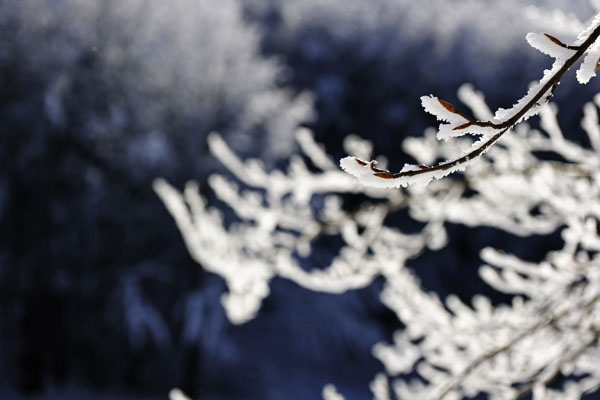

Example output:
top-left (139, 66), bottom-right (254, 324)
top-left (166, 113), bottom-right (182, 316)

top-left (435, 289), bottom-right (600, 400)
top-left (341, 15), bottom-right (600, 188)
top-left (156, 8), bottom-right (600, 400)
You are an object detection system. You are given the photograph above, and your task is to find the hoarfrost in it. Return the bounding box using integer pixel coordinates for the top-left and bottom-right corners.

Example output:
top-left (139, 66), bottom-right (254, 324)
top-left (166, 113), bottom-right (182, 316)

top-left (159, 5), bottom-right (600, 400)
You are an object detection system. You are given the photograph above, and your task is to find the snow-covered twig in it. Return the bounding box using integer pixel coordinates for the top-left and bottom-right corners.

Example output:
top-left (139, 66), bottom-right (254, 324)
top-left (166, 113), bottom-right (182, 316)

top-left (341, 15), bottom-right (600, 188)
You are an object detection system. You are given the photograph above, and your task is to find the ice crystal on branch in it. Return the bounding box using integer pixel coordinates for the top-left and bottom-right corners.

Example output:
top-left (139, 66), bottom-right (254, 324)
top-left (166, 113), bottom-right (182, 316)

top-left (341, 13), bottom-right (600, 188)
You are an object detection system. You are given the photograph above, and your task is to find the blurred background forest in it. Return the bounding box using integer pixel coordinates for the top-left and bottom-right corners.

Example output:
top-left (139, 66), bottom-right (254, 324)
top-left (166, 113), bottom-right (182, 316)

top-left (1, 0), bottom-right (599, 399)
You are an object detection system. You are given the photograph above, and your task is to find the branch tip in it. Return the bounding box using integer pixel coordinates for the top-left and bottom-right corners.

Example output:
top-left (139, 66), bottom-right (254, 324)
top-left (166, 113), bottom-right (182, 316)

top-left (439, 99), bottom-right (458, 113)
top-left (544, 33), bottom-right (568, 48)
top-left (453, 122), bottom-right (474, 131)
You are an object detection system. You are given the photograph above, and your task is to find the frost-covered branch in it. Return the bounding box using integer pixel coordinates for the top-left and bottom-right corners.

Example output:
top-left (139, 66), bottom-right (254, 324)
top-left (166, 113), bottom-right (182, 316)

top-left (341, 14), bottom-right (600, 188)
top-left (154, 128), bottom-right (443, 323)
top-left (156, 8), bottom-right (600, 400)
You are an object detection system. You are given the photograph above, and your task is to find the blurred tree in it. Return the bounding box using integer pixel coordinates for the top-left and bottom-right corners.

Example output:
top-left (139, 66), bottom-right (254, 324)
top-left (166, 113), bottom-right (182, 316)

top-left (0, 0), bottom-right (310, 396)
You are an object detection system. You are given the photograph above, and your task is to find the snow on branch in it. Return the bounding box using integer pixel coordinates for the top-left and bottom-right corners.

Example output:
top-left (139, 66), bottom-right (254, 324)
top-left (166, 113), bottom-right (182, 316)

top-left (154, 128), bottom-right (439, 324)
top-left (341, 14), bottom-right (600, 188)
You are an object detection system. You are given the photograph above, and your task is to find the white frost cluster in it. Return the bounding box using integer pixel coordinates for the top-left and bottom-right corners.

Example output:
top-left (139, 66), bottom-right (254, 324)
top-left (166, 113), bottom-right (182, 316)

top-left (157, 85), bottom-right (600, 398)
top-left (154, 128), bottom-right (419, 323)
